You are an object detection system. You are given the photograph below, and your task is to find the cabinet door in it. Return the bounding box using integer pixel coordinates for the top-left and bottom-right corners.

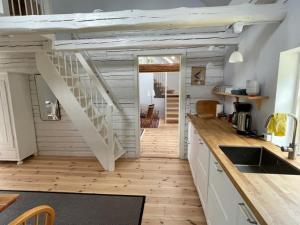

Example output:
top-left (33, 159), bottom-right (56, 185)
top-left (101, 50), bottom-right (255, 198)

top-left (195, 134), bottom-right (210, 213)
top-left (207, 154), bottom-right (237, 225)
top-left (236, 203), bottom-right (259, 225)
top-left (0, 79), bottom-right (15, 150)
top-left (207, 186), bottom-right (227, 225)
top-left (188, 123), bottom-right (198, 181)
top-left (187, 122), bottom-right (193, 162)
top-left (235, 193), bottom-right (259, 225)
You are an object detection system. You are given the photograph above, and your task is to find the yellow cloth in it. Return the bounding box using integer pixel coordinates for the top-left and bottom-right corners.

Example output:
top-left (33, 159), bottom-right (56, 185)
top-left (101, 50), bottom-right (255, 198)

top-left (267, 113), bottom-right (287, 136)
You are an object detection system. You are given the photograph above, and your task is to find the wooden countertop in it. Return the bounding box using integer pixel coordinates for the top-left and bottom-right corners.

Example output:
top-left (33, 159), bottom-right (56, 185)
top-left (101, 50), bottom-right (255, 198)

top-left (188, 115), bottom-right (300, 225)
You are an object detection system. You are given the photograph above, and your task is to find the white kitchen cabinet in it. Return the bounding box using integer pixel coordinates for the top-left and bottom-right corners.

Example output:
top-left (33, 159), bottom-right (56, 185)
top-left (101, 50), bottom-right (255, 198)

top-left (187, 121), bottom-right (210, 214)
top-left (187, 122), bottom-right (198, 182)
top-left (188, 122), bottom-right (261, 225)
top-left (0, 72), bottom-right (36, 163)
top-left (187, 122), bottom-right (193, 162)
top-left (207, 154), bottom-right (237, 225)
top-left (235, 193), bottom-right (260, 225)
top-left (194, 134), bottom-right (210, 213)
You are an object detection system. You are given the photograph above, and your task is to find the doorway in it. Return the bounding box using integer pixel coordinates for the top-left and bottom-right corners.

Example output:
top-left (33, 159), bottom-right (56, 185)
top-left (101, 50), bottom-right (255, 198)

top-left (138, 56), bottom-right (181, 158)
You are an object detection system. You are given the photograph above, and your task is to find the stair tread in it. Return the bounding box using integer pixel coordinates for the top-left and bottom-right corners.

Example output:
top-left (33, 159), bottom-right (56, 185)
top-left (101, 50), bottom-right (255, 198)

top-left (166, 116), bottom-right (179, 119)
top-left (167, 112), bottom-right (179, 115)
top-left (167, 108), bottom-right (179, 110)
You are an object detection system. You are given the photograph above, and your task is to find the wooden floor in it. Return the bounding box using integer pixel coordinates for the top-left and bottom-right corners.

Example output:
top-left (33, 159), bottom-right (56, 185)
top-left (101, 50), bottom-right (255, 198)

top-left (140, 121), bottom-right (179, 158)
top-left (0, 156), bottom-right (206, 225)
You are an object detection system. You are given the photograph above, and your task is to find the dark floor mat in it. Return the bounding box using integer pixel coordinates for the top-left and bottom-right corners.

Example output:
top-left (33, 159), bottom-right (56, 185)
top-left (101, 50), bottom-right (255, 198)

top-left (0, 190), bottom-right (145, 225)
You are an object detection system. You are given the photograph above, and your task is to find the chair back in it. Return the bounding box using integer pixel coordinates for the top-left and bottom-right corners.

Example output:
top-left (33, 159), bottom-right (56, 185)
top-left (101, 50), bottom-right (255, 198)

top-left (8, 205), bottom-right (55, 225)
top-left (146, 104), bottom-right (155, 118)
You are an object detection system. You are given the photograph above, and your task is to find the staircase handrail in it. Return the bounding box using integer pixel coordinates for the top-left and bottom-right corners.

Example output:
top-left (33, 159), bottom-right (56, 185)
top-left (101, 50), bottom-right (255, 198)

top-left (74, 53), bottom-right (121, 112)
top-left (72, 34), bottom-right (121, 111)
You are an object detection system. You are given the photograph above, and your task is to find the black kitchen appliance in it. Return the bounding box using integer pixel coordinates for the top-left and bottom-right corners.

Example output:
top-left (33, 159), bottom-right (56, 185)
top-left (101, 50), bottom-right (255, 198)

top-left (231, 102), bottom-right (252, 134)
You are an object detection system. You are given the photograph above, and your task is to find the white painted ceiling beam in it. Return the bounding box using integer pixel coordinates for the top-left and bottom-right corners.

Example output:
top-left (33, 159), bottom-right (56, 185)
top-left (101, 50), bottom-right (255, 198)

top-left (0, 3), bottom-right (287, 35)
top-left (229, 0), bottom-right (251, 5)
top-left (0, 34), bottom-right (50, 42)
top-left (75, 27), bottom-right (229, 39)
top-left (0, 40), bottom-right (49, 52)
top-left (54, 32), bottom-right (239, 51)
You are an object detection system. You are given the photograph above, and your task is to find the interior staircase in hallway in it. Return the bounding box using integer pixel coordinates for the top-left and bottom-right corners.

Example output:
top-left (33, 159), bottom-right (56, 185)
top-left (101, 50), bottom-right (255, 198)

top-left (165, 93), bottom-right (179, 124)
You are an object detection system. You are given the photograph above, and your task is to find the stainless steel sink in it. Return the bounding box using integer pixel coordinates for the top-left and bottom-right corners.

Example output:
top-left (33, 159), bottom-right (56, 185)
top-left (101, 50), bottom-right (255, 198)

top-left (219, 146), bottom-right (300, 175)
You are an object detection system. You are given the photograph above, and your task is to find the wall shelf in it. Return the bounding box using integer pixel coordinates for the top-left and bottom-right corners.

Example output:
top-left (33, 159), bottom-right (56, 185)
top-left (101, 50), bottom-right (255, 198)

top-left (214, 92), bottom-right (269, 109)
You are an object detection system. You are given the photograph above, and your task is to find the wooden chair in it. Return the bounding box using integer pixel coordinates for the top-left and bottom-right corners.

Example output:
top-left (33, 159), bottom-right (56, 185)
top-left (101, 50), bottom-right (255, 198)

top-left (8, 205), bottom-right (55, 225)
top-left (146, 104), bottom-right (155, 119)
top-left (141, 104), bottom-right (155, 128)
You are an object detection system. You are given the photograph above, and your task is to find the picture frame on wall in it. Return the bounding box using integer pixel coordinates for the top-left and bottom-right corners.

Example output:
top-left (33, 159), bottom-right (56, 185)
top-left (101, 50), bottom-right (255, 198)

top-left (191, 66), bottom-right (206, 85)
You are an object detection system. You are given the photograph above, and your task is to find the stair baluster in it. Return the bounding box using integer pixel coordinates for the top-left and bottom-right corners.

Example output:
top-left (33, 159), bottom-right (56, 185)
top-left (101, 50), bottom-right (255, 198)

top-left (36, 51), bottom-right (125, 171)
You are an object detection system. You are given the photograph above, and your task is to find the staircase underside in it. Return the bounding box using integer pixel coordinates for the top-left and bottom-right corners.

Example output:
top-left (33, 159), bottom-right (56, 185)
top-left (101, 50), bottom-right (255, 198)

top-left (35, 52), bottom-right (125, 171)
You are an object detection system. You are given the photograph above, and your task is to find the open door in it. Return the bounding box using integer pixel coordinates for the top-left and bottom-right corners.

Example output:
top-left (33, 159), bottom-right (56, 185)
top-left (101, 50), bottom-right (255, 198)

top-left (137, 55), bottom-right (182, 158)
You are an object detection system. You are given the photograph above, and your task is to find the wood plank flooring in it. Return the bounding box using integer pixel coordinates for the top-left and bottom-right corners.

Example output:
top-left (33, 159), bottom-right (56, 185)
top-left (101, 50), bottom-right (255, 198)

top-left (0, 156), bottom-right (206, 225)
top-left (140, 121), bottom-right (179, 158)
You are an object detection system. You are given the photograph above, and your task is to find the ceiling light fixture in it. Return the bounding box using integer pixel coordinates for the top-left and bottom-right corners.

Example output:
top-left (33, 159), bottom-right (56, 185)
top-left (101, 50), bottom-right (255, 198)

top-left (229, 49), bottom-right (244, 63)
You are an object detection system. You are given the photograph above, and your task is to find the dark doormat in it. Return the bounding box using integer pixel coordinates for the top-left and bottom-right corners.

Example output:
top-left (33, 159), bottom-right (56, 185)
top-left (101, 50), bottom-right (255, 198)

top-left (0, 190), bottom-right (145, 225)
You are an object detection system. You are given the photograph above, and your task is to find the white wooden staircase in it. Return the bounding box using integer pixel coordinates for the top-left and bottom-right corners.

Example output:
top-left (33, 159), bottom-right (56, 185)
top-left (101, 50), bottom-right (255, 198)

top-left (35, 51), bottom-right (125, 171)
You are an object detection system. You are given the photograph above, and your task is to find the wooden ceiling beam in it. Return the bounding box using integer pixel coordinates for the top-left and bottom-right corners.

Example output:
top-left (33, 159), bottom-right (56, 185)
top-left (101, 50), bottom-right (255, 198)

top-left (139, 64), bottom-right (180, 73)
top-left (0, 3), bottom-right (287, 35)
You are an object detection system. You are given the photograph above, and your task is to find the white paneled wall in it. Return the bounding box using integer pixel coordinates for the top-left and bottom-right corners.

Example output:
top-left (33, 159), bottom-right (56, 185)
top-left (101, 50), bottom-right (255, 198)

top-left (183, 55), bottom-right (224, 158)
top-left (30, 57), bottom-right (139, 157)
top-left (92, 59), bottom-right (138, 157)
top-left (0, 53), bottom-right (38, 74)
top-left (29, 75), bottom-right (93, 156)
top-left (1, 48), bottom-right (224, 159)
top-left (186, 58), bottom-right (224, 115)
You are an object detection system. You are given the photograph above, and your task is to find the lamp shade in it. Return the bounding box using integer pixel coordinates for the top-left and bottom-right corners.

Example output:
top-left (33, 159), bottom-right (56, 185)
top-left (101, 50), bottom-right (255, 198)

top-left (229, 51), bottom-right (244, 63)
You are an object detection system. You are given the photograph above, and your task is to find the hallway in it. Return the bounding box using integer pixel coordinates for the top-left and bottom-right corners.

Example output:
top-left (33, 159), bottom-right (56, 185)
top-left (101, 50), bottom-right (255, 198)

top-left (140, 121), bottom-right (179, 158)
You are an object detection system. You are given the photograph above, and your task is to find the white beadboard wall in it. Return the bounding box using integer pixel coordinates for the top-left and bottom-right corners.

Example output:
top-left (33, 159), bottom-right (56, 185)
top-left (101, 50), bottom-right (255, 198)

top-left (0, 53), bottom-right (38, 74)
top-left (92, 59), bottom-right (138, 157)
top-left (29, 75), bottom-right (93, 156)
top-left (183, 54), bottom-right (224, 158)
top-left (1, 47), bottom-right (224, 159)
top-left (89, 48), bottom-right (225, 158)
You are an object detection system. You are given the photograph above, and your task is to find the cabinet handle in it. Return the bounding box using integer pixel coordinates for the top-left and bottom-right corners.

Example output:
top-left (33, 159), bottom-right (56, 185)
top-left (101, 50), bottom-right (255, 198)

top-left (238, 203), bottom-right (258, 224)
top-left (214, 161), bottom-right (223, 172)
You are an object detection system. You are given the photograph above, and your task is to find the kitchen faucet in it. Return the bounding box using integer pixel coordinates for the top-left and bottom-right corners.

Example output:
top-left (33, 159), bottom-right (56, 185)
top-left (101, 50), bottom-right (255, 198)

top-left (265, 113), bottom-right (298, 160)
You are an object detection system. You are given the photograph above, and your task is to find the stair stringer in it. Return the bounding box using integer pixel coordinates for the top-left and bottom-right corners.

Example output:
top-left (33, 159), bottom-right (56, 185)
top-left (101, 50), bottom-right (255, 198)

top-left (35, 52), bottom-right (113, 170)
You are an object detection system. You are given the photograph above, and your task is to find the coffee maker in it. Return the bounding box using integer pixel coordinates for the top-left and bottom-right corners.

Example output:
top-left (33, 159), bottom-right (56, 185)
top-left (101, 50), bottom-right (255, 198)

top-left (232, 102), bottom-right (252, 135)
